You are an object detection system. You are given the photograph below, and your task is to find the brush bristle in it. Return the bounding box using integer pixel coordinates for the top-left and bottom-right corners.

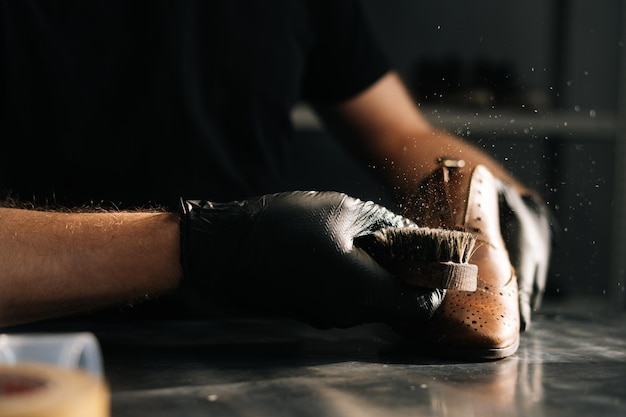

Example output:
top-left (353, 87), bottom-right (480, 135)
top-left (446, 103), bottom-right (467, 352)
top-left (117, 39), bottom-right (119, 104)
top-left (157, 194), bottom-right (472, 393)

top-left (359, 226), bottom-right (477, 264)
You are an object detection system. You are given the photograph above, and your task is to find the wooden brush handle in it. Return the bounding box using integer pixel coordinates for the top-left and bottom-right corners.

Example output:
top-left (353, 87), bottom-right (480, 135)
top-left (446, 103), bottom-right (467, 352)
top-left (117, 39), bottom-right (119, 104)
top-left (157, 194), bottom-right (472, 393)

top-left (387, 259), bottom-right (478, 291)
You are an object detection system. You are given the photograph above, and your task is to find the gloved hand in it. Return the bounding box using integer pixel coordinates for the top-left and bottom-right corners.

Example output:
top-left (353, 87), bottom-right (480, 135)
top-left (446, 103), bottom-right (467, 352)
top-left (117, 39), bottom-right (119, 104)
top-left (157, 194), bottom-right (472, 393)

top-left (496, 180), bottom-right (556, 331)
top-left (179, 191), bottom-right (445, 329)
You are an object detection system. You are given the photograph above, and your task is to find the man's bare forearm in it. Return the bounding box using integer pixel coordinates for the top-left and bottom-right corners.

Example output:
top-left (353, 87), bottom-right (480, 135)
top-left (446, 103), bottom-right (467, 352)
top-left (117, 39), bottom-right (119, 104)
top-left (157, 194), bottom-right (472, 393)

top-left (0, 207), bottom-right (183, 326)
top-left (322, 72), bottom-right (535, 199)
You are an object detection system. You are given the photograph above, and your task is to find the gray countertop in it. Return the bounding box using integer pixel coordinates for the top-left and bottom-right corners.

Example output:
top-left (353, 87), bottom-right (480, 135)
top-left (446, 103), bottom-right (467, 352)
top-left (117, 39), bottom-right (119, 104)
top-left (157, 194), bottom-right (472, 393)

top-left (72, 298), bottom-right (626, 417)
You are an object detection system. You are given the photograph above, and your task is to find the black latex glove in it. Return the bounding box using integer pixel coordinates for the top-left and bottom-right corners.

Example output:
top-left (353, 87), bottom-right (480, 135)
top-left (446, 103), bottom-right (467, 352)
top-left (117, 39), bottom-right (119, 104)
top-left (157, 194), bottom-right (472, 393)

top-left (497, 180), bottom-right (555, 331)
top-left (179, 191), bottom-right (445, 329)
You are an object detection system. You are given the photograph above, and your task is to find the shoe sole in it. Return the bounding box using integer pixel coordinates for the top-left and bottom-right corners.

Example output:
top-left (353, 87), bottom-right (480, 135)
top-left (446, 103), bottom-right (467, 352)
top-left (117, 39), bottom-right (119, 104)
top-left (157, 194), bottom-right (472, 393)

top-left (422, 336), bottom-right (520, 361)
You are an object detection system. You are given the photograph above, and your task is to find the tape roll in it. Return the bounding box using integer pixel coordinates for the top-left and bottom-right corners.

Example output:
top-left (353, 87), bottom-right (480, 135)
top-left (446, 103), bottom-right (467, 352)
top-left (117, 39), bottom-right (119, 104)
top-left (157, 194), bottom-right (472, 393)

top-left (0, 362), bottom-right (109, 417)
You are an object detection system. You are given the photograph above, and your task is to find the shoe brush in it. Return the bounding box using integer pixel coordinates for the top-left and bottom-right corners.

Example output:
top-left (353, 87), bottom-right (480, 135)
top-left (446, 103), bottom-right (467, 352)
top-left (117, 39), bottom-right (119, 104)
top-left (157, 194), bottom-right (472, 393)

top-left (355, 226), bottom-right (478, 291)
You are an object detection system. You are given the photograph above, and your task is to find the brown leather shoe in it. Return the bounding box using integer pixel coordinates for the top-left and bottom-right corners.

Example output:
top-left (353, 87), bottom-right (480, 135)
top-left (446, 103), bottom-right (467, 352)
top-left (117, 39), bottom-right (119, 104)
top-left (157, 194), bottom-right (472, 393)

top-left (394, 161), bottom-right (520, 360)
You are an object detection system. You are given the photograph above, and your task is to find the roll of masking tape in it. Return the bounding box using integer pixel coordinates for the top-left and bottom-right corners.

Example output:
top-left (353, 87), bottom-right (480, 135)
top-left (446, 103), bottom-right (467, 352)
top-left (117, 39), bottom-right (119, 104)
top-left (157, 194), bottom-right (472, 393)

top-left (0, 362), bottom-right (109, 417)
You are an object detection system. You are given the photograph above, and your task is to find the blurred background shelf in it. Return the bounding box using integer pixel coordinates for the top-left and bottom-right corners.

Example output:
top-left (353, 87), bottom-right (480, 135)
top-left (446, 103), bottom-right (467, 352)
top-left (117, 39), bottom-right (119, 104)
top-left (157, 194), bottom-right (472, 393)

top-left (294, 104), bottom-right (618, 139)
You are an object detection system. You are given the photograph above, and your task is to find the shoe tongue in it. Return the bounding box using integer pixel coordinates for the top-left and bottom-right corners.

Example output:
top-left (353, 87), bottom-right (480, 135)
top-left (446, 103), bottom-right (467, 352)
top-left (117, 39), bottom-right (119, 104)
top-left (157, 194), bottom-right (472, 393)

top-left (408, 164), bottom-right (470, 230)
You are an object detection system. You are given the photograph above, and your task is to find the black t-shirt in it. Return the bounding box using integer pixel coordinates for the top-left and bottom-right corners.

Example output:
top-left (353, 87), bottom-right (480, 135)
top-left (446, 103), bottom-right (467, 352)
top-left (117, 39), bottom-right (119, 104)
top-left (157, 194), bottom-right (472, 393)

top-left (0, 0), bottom-right (390, 209)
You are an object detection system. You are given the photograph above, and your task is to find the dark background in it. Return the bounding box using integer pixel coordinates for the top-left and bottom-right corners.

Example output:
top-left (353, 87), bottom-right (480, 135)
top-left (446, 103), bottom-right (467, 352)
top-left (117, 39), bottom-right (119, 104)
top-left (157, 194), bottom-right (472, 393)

top-left (286, 0), bottom-right (626, 309)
